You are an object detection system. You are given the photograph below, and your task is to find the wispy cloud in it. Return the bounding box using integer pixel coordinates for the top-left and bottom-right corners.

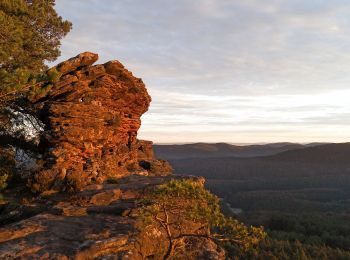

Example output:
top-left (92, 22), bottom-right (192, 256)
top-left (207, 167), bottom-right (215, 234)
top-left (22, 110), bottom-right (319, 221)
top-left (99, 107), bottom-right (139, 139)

top-left (139, 89), bottom-right (350, 142)
top-left (55, 0), bottom-right (350, 143)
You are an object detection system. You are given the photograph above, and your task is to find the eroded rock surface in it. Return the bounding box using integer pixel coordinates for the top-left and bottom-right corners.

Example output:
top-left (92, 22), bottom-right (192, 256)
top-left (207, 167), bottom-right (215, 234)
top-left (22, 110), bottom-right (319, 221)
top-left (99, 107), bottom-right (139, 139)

top-left (0, 53), bottom-right (226, 259)
top-left (30, 52), bottom-right (171, 192)
top-left (0, 175), bottom-right (224, 259)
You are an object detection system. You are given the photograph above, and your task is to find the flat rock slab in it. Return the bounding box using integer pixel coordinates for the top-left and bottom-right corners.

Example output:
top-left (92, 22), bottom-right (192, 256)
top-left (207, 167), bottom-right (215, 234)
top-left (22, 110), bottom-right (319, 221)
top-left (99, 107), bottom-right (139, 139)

top-left (0, 214), bottom-right (133, 259)
top-left (0, 175), bottom-right (215, 259)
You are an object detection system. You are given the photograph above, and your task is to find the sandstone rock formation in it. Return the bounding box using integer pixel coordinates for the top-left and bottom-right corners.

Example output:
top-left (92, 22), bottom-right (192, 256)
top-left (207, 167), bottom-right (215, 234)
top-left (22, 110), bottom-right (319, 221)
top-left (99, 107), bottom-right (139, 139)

top-left (0, 53), bottom-right (229, 259)
top-left (30, 52), bottom-right (171, 192)
top-left (0, 175), bottom-right (225, 259)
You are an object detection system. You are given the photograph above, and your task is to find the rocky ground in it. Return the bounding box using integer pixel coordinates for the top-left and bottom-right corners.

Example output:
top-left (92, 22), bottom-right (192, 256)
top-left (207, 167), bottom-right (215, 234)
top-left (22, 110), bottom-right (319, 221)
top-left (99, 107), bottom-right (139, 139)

top-left (0, 175), bottom-right (224, 259)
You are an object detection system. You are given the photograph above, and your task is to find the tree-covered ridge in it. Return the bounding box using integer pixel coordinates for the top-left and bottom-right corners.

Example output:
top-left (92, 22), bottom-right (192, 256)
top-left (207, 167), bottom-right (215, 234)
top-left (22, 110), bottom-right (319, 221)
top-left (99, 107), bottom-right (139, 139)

top-left (162, 144), bottom-right (350, 258)
top-left (243, 238), bottom-right (350, 260)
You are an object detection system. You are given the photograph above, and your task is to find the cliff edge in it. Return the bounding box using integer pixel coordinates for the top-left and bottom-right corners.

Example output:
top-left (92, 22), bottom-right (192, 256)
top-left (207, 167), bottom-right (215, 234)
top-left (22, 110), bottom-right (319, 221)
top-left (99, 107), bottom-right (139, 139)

top-left (0, 53), bottom-right (264, 259)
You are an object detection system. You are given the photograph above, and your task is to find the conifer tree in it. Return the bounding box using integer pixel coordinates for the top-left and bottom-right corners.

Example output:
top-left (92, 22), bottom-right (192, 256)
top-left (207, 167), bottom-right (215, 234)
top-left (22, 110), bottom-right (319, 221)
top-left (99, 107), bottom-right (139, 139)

top-left (0, 0), bottom-right (71, 102)
top-left (0, 0), bottom-right (71, 186)
top-left (0, 0), bottom-right (71, 146)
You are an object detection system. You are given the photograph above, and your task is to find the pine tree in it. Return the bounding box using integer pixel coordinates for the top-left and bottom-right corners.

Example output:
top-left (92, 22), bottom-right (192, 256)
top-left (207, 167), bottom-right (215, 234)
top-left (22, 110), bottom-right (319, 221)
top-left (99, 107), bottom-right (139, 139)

top-left (0, 0), bottom-right (71, 187)
top-left (0, 0), bottom-right (71, 101)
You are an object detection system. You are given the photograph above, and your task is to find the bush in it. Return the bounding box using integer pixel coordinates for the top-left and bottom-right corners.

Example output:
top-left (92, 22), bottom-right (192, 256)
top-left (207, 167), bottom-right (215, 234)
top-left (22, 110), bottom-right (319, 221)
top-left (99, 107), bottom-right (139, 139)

top-left (0, 147), bottom-right (15, 190)
top-left (137, 179), bottom-right (266, 258)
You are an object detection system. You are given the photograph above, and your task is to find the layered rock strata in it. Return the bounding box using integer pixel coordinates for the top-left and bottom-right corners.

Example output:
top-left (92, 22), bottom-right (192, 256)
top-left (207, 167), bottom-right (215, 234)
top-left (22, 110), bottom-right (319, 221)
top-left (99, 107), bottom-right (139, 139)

top-left (0, 53), bottom-right (226, 259)
top-left (30, 52), bottom-right (171, 192)
top-left (0, 175), bottom-right (224, 259)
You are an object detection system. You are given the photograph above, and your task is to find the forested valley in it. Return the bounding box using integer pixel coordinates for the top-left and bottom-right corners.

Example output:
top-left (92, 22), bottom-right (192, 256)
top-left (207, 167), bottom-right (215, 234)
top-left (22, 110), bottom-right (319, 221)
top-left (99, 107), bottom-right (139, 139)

top-left (155, 143), bottom-right (350, 258)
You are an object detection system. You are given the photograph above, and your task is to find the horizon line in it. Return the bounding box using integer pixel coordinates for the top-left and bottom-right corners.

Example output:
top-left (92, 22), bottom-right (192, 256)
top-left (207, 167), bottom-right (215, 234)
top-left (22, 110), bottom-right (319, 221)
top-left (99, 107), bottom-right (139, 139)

top-left (151, 141), bottom-right (348, 146)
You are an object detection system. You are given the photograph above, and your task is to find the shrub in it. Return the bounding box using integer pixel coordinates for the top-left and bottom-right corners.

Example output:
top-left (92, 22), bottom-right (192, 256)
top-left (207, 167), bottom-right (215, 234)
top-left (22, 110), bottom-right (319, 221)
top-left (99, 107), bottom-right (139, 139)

top-left (137, 179), bottom-right (266, 258)
top-left (0, 147), bottom-right (16, 190)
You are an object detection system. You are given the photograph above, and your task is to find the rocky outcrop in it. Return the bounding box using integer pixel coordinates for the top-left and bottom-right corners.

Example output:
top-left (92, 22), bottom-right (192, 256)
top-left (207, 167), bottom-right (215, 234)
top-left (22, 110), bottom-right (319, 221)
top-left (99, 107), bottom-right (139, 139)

top-left (0, 53), bottom-right (230, 259)
top-left (0, 175), bottom-right (225, 259)
top-left (30, 52), bottom-right (171, 192)
top-left (137, 140), bottom-right (173, 176)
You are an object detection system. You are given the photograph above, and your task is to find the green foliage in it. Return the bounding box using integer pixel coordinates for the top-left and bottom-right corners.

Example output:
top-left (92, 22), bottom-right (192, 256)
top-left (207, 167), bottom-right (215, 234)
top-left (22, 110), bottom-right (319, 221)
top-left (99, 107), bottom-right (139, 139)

top-left (149, 179), bottom-right (223, 226)
top-left (169, 151), bottom-right (350, 256)
top-left (0, 173), bottom-right (9, 190)
top-left (139, 179), bottom-right (266, 257)
top-left (266, 213), bottom-right (350, 251)
top-left (0, 0), bottom-right (70, 155)
top-left (45, 67), bottom-right (62, 83)
top-left (28, 83), bottom-right (53, 101)
top-left (0, 0), bottom-right (71, 100)
top-left (0, 148), bottom-right (15, 191)
top-left (239, 238), bottom-right (350, 260)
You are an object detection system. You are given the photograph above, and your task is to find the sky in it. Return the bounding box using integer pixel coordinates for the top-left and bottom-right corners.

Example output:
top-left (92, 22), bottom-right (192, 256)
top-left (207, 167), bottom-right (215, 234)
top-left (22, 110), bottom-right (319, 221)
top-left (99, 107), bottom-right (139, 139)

top-left (54, 0), bottom-right (350, 144)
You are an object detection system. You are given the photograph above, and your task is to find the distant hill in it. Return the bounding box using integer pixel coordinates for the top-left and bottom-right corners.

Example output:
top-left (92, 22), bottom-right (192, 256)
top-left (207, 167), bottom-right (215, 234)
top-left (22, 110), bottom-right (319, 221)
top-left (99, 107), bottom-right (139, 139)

top-left (267, 142), bottom-right (350, 164)
top-left (158, 142), bottom-right (350, 252)
top-left (159, 141), bottom-right (350, 214)
top-left (153, 142), bottom-right (319, 160)
top-left (162, 142), bottom-right (350, 180)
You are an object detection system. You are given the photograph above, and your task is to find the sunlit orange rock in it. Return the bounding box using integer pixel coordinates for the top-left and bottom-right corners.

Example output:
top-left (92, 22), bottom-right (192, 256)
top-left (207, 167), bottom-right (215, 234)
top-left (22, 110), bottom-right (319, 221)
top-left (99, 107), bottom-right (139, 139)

top-left (30, 52), bottom-right (170, 192)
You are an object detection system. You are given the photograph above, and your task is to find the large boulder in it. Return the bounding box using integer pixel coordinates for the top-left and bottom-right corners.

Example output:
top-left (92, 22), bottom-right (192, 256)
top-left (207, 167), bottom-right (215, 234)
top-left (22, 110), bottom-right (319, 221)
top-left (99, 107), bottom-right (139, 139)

top-left (30, 52), bottom-right (169, 192)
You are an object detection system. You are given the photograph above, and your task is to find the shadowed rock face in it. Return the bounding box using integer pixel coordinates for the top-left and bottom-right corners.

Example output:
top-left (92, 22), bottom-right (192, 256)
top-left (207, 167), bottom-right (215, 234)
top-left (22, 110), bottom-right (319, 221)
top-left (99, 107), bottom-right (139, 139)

top-left (30, 52), bottom-right (170, 192)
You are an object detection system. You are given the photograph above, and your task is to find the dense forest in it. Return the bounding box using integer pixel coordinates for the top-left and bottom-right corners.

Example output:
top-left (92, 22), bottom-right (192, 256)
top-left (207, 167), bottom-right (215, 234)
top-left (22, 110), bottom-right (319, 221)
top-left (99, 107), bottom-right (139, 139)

top-left (155, 143), bottom-right (350, 258)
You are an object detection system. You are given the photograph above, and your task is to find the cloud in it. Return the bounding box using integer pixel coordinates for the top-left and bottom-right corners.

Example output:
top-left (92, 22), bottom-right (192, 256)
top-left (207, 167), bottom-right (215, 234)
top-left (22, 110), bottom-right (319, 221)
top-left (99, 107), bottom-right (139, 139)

top-left (54, 0), bottom-right (350, 143)
top-left (138, 89), bottom-right (350, 142)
